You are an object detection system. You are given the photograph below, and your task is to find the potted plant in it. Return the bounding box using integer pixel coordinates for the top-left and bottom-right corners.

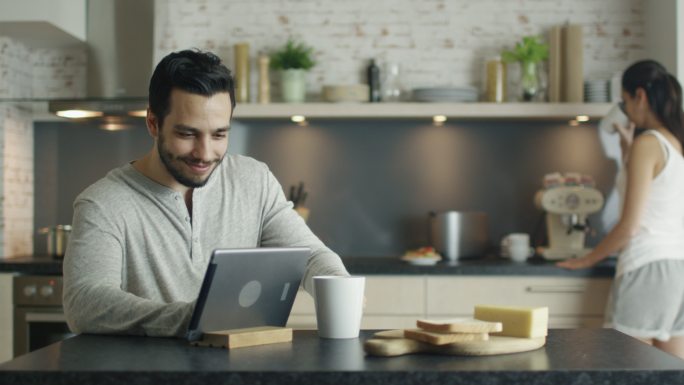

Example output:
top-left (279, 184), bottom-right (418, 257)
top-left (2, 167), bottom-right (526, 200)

top-left (502, 36), bottom-right (549, 101)
top-left (270, 39), bottom-right (316, 103)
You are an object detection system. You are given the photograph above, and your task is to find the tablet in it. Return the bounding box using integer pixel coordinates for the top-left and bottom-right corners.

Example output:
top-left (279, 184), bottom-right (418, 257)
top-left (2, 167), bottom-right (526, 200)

top-left (186, 247), bottom-right (310, 341)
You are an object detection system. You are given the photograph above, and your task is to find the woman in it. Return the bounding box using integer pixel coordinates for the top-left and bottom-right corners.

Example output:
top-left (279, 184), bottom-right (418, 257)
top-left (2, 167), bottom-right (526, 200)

top-left (557, 60), bottom-right (684, 359)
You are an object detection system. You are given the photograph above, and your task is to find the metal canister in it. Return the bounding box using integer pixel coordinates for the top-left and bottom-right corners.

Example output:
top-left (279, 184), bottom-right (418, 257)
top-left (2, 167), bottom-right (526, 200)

top-left (38, 225), bottom-right (72, 258)
top-left (429, 211), bottom-right (489, 261)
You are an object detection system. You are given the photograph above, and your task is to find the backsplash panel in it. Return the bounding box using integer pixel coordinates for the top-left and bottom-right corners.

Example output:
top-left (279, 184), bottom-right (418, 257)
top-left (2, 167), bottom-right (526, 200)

top-left (34, 119), bottom-right (618, 257)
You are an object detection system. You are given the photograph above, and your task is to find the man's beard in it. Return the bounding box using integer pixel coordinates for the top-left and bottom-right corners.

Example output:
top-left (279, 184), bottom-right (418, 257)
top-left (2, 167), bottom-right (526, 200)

top-left (157, 133), bottom-right (224, 188)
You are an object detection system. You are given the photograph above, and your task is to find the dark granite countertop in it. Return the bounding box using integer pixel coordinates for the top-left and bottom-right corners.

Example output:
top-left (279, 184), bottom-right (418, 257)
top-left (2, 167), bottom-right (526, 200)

top-left (1, 329), bottom-right (682, 385)
top-left (0, 255), bottom-right (62, 275)
top-left (343, 255), bottom-right (616, 277)
top-left (0, 255), bottom-right (616, 277)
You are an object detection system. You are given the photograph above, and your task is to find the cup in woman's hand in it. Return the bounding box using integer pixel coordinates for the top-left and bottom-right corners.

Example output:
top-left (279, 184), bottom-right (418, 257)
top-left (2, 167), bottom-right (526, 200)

top-left (599, 104), bottom-right (629, 133)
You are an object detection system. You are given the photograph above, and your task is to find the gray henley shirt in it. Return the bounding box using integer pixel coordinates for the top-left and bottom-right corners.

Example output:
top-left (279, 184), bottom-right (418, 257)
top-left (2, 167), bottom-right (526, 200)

top-left (63, 154), bottom-right (349, 337)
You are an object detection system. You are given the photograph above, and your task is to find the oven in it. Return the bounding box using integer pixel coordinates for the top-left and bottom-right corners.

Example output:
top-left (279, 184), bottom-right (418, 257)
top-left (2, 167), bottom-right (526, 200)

top-left (13, 275), bottom-right (75, 357)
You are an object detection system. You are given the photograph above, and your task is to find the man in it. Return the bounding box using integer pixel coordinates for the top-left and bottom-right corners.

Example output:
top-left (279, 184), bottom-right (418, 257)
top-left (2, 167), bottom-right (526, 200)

top-left (63, 50), bottom-right (349, 337)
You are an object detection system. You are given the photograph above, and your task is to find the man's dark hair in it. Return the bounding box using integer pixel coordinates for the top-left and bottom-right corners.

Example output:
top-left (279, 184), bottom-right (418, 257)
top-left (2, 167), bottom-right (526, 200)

top-left (149, 49), bottom-right (236, 127)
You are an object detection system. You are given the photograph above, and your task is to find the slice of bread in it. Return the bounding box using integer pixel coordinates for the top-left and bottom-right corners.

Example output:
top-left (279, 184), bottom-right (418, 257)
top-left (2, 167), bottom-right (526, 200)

top-left (417, 318), bottom-right (503, 333)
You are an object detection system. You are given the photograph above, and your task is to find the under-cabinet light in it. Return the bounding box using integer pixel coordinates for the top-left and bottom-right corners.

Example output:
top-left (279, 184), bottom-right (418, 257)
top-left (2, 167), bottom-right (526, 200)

top-left (576, 115), bottom-right (590, 122)
top-left (433, 115), bottom-right (447, 123)
top-left (100, 123), bottom-right (130, 131)
top-left (291, 115), bottom-right (306, 123)
top-left (56, 110), bottom-right (104, 119)
top-left (128, 110), bottom-right (148, 118)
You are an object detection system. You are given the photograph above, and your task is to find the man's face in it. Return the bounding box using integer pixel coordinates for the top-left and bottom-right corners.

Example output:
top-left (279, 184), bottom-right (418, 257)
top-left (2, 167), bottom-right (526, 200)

top-left (154, 89), bottom-right (232, 188)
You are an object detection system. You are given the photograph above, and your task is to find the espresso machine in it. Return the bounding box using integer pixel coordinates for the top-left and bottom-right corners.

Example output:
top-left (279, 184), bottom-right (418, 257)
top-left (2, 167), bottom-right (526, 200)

top-left (534, 173), bottom-right (605, 260)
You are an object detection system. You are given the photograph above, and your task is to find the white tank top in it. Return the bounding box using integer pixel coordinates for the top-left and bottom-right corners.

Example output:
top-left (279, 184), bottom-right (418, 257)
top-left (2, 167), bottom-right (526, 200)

top-left (615, 130), bottom-right (684, 277)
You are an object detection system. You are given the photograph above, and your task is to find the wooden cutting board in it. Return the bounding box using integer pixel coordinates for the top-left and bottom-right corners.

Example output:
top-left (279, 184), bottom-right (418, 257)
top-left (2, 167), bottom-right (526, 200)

top-left (403, 328), bottom-right (489, 345)
top-left (364, 330), bottom-right (545, 357)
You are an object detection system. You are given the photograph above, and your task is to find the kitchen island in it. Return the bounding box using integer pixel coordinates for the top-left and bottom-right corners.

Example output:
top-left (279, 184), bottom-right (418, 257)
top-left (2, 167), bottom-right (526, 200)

top-left (1, 329), bottom-right (683, 385)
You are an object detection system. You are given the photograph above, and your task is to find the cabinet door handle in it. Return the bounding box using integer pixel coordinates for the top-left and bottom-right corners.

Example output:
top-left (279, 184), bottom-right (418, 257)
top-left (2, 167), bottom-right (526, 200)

top-left (526, 285), bottom-right (585, 293)
top-left (25, 312), bottom-right (67, 323)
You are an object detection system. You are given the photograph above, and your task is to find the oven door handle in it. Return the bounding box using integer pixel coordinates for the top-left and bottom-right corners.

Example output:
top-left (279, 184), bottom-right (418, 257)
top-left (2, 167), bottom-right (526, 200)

top-left (25, 312), bottom-right (67, 323)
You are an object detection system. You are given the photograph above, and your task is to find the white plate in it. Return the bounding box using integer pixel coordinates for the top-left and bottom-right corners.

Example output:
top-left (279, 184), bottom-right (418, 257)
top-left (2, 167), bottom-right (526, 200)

top-left (402, 258), bottom-right (440, 266)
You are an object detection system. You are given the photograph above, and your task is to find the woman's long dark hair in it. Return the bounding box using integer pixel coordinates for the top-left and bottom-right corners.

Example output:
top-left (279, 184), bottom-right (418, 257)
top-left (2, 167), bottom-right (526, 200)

top-left (622, 60), bottom-right (684, 150)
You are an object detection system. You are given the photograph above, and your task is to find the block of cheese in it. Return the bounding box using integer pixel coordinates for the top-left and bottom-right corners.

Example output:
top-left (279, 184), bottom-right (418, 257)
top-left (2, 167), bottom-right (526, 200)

top-left (416, 318), bottom-right (502, 333)
top-left (474, 305), bottom-right (548, 338)
top-left (404, 328), bottom-right (489, 345)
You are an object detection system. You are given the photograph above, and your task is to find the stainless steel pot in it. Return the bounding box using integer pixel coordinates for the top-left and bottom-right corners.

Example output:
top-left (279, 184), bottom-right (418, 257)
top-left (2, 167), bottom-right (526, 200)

top-left (38, 225), bottom-right (72, 258)
top-left (429, 211), bottom-right (488, 261)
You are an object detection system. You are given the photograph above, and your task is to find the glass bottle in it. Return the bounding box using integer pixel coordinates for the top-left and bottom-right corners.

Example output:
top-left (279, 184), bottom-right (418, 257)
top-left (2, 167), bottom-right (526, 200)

top-left (367, 59), bottom-right (381, 102)
top-left (381, 63), bottom-right (403, 102)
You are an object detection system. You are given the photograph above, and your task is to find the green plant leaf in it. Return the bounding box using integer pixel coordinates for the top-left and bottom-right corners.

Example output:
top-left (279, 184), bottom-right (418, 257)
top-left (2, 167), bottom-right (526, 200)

top-left (270, 38), bottom-right (316, 70)
top-left (501, 35), bottom-right (548, 64)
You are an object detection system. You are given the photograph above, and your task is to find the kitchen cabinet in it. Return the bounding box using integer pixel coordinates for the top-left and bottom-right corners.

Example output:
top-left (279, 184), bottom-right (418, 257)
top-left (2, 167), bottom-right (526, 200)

top-left (287, 275), bottom-right (612, 329)
top-left (0, 273), bottom-right (13, 363)
top-left (426, 276), bottom-right (612, 328)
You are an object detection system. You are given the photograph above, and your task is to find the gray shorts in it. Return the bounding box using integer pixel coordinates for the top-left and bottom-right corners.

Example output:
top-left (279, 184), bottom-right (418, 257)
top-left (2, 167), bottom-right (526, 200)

top-left (605, 259), bottom-right (684, 341)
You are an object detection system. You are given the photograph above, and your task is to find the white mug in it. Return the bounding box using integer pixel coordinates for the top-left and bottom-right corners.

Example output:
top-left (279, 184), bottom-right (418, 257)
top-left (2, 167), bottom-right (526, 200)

top-left (508, 244), bottom-right (535, 262)
top-left (313, 276), bottom-right (365, 339)
top-left (501, 233), bottom-right (533, 262)
top-left (599, 103), bottom-right (629, 133)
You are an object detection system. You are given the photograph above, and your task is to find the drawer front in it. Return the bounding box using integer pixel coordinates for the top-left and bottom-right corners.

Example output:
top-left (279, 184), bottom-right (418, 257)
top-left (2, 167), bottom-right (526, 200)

top-left (286, 315), bottom-right (419, 330)
top-left (362, 316), bottom-right (419, 330)
top-left (291, 276), bottom-right (426, 316)
top-left (426, 276), bottom-right (612, 317)
top-left (286, 315), bottom-right (316, 329)
top-left (290, 289), bottom-right (315, 315)
top-left (364, 276), bottom-right (425, 315)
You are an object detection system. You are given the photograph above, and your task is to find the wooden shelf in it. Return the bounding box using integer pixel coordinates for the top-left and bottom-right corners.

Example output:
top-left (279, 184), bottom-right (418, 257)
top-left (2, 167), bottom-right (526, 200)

top-left (22, 101), bottom-right (614, 122)
top-left (232, 102), bottom-right (613, 120)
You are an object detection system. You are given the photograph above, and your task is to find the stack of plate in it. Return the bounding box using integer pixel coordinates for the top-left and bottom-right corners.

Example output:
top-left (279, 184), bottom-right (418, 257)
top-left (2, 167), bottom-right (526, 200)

top-left (412, 87), bottom-right (478, 102)
top-left (584, 80), bottom-right (609, 103)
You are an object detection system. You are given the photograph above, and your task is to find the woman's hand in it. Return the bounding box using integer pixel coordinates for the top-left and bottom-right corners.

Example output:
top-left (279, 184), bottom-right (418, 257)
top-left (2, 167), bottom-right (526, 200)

top-left (556, 255), bottom-right (600, 270)
top-left (614, 121), bottom-right (636, 147)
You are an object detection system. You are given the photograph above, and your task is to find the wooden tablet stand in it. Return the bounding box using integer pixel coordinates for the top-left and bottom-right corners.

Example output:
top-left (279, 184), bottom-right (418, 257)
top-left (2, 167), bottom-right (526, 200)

top-left (190, 326), bottom-right (293, 349)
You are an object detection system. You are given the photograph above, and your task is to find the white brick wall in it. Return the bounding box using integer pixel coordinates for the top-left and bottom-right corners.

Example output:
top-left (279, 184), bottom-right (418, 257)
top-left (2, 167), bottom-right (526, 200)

top-left (32, 47), bottom-right (87, 99)
top-left (0, 38), bottom-right (31, 99)
top-left (0, 37), bottom-right (35, 257)
top-left (0, 35), bottom-right (84, 258)
top-left (0, 37), bottom-right (86, 99)
top-left (1, 105), bottom-right (34, 257)
top-left (154, 0), bottom-right (646, 98)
